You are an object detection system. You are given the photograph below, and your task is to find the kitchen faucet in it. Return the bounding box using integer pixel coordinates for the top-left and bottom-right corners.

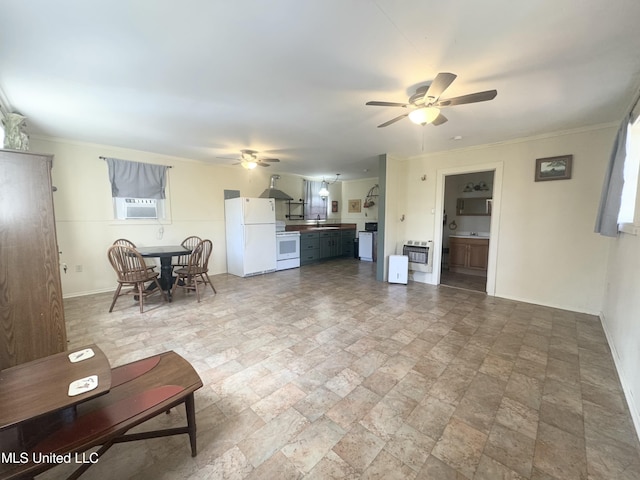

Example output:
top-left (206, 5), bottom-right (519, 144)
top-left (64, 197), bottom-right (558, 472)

top-left (316, 214), bottom-right (320, 227)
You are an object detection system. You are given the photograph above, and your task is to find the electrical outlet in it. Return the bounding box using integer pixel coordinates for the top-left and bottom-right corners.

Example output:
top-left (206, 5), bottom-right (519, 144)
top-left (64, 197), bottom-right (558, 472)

top-left (75, 265), bottom-right (83, 273)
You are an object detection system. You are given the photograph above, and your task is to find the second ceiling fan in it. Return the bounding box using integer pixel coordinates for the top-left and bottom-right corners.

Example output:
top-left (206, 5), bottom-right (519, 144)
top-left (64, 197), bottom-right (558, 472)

top-left (220, 149), bottom-right (280, 169)
top-left (366, 72), bottom-right (497, 128)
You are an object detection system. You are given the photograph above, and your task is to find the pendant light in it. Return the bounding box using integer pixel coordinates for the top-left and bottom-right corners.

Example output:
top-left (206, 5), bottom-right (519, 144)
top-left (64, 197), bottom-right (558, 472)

top-left (319, 174), bottom-right (340, 198)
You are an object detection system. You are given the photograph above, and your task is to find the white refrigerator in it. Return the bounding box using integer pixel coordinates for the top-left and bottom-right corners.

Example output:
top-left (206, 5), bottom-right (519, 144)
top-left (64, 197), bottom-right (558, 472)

top-left (225, 197), bottom-right (277, 277)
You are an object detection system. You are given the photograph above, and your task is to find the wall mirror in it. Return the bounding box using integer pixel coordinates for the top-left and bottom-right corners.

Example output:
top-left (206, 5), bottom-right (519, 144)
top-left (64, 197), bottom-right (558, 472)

top-left (456, 197), bottom-right (492, 216)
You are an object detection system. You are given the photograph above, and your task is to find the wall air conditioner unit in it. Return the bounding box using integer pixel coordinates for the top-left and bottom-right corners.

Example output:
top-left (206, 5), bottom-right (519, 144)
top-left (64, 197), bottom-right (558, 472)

top-left (115, 198), bottom-right (158, 220)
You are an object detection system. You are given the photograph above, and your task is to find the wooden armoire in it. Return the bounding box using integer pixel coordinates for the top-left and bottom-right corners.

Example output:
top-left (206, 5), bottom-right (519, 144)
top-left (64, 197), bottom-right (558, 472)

top-left (0, 149), bottom-right (67, 369)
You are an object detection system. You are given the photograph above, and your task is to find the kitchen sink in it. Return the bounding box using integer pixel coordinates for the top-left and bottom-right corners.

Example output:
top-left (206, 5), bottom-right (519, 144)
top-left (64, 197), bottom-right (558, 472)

top-left (308, 227), bottom-right (340, 230)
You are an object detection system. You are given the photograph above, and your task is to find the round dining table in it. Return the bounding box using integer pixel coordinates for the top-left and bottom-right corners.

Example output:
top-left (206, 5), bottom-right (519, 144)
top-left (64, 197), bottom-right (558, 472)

top-left (136, 245), bottom-right (191, 301)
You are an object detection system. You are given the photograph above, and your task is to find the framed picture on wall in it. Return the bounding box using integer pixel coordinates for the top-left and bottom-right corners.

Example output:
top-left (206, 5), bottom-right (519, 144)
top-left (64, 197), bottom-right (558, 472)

top-left (348, 199), bottom-right (361, 213)
top-left (535, 155), bottom-right (573, 181)
top-left (331, 200), bottom-right (338, 213)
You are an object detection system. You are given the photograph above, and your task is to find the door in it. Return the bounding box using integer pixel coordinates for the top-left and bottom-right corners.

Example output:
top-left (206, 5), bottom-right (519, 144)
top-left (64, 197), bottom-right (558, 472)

top-left (439, 168), bottom-right (499, 294)
top-left (0, 150), bottom-right (66, 368)
top-left (243, 198), bottom-right (275, 224)
top-left (449, 239), bottom-right (467, 268)
top-left (243, 224), bottom-right (276, 275)
top-left (468, 242), bottom-right (489, 269)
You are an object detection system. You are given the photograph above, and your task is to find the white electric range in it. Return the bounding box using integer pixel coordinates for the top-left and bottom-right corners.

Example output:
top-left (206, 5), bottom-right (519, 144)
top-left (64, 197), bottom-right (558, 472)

top-left (275, 221), bottom-right (300, 270)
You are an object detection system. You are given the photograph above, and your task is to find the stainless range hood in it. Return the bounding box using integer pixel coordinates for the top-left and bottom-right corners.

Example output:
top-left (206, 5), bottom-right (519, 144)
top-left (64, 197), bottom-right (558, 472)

top-left (259, 175), bottom-right (293, 201)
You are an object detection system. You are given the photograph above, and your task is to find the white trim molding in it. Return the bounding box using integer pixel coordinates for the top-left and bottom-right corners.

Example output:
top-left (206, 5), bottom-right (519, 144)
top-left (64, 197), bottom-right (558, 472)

top-left (599, 312), bottom-right (640, 444)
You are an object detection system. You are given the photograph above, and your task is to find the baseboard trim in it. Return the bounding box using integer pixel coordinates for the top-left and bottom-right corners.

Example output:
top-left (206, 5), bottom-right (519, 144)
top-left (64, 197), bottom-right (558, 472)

top-left (63, 287), bottom-right (114, 299)
top-left (599, 311), bottom-right (640, 444)
top-left (488, 293), bottom-right (601, 316)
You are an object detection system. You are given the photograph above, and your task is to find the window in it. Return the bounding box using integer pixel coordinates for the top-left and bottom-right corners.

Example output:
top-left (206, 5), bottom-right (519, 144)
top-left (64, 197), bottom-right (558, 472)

top-left (104, 157), bottom-right (170, 221)
top-left (618, 117), bottom-right (640, 226)
top-left (304, 180), bottom-right (327, 220)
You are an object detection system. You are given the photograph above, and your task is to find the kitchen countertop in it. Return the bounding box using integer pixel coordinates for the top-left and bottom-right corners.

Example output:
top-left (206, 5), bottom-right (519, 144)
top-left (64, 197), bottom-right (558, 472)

top-left (450, 234), bottom-right (490, 239)
top-left (285, 223), bottom-right (357, 232)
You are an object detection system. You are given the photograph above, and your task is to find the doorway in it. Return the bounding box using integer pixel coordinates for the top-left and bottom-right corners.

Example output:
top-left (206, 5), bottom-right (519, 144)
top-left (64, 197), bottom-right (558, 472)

top-left (440, 171), bottom-right (494, 292)
top-left (432, 162), bottom-right (502, 296)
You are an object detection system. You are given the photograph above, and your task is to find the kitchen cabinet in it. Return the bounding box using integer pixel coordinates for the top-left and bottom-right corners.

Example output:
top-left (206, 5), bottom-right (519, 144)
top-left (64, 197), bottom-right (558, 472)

top-left (320, 231), bottom-right (340, 259)
top-left (299, 228), bottom-right (356, 264)
top-left (341, 230), bottom-right (355, 257)
top-left (0, 149), bottom-right (67, 369)
top-left (300, 232), bottom-right (320, 265)
top-left (449, 237), bottom-right (489, 275)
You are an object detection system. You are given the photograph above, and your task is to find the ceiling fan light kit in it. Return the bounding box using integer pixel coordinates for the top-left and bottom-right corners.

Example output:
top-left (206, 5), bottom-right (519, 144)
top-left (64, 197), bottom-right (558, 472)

top-left (242, 160), bottom-right (258, 169)
top-left (366, 72), bottom-right (497, 128)
top-left (408, 107), bottom-right (440, 125)
top-left (219, 149), bottom-right (281, 169)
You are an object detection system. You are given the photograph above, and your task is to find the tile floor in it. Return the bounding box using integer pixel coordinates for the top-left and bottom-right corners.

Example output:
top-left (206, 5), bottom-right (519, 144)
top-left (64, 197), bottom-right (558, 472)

top-left (42, 259), bottom-right (640, 479)
top-left (439, 270), bottom-right (487, 293)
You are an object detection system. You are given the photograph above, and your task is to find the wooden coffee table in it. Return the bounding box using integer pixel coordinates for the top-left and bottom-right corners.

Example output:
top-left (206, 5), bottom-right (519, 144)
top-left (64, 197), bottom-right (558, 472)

top-left (0, 345), bottom-right (111, 430)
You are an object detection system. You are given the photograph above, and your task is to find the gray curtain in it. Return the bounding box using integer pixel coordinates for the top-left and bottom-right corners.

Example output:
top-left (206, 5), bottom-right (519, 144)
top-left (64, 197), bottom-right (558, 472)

top-left (304, 180), bottom-right (327, 220)
top-left (594, 114), bottom-right (631, 237)
top-left (106, 157), bottom-right (169, 199)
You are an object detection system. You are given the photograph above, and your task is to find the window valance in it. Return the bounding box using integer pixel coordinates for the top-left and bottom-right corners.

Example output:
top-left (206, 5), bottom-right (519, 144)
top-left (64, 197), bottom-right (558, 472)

top-left (105, 157), bottom-right (169, 199)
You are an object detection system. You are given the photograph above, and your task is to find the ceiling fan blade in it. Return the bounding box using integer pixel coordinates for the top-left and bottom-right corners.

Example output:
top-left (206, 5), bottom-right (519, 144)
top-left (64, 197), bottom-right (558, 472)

top-left (257, 162), bottom-right (270, 167)
top-left (423, 72), bottom-right (457, 102)
top-left (366, 101), bottom-right (409, 108)
top-left (262, 158), bottom-right (280, 163)
top-left (436, 89), bottom-right (497, 107)
top-left (431, 113), bottom-right (448, 126)
top-left (217, 156), bottom-right (241, 161)
top-left (377, 113), bottom-right (408, 128)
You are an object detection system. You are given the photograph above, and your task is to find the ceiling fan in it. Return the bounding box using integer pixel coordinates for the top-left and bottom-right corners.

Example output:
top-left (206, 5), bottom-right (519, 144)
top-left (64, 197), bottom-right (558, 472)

top-left (219, 149), bottom-right (280, 169)
top-left (366, 72), bottom-right (497, 128)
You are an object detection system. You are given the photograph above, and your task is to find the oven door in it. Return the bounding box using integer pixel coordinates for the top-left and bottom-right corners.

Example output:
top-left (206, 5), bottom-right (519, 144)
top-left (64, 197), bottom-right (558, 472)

top-left (276, 234), bottom-right (300, 260)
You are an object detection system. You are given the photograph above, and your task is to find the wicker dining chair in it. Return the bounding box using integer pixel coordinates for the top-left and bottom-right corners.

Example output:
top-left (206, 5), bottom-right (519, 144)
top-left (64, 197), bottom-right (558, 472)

top-left (171, 239), bottom-right (216, 302)
top-left (107, 244), bottom-right (167, 313)
top-left (173, 235), bottom-right (202, 268)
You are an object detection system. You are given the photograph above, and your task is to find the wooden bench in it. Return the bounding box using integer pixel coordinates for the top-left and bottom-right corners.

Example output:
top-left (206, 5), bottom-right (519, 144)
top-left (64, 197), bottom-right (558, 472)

top-left (0, 351), bottom-right (203, 480)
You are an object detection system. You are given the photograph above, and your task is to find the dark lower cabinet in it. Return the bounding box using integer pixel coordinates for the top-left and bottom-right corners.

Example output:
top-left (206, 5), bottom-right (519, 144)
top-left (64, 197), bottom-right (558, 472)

top-left (319, 231), bottom-right (340, 259)
top-left (341, 230), bottom-right (355, 257)
top-left (300, 229), bottom-right (356, 265)
top-left (300, 232), bottom-right (320, 265)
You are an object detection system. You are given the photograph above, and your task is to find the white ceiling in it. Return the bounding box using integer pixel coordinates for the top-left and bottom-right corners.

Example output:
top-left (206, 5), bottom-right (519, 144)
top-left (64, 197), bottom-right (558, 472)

top-left (1, 0), bottom-right (639, 180)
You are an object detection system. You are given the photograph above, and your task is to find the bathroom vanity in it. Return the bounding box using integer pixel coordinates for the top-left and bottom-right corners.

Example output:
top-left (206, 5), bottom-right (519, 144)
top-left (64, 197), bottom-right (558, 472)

top-left (448, 235), bottom-right (489, 275)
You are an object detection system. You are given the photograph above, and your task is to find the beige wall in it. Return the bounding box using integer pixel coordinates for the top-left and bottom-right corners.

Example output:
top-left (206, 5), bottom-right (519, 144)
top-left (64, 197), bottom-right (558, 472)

top-left (340, 178), bottom-right (379, 232)
top-left (601, 232), bottom-right (640, 437)
top-left (385, 125), bottom-right (616, 314)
